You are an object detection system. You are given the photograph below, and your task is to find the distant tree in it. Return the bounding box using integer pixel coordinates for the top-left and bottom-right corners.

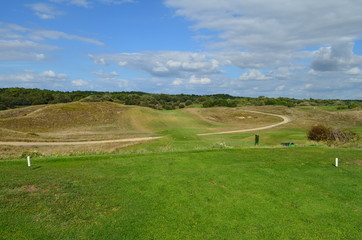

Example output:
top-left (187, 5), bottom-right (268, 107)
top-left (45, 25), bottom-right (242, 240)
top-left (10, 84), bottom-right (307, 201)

top-left (185, 100), bottom-right (193, 106)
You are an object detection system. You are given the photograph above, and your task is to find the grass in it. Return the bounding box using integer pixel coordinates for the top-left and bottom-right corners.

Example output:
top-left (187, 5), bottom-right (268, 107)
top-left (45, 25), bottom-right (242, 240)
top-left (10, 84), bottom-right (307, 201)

top-left (0, 103), bottom-right (361, 159)
top-left (0, 148), bottom-right (361, 239)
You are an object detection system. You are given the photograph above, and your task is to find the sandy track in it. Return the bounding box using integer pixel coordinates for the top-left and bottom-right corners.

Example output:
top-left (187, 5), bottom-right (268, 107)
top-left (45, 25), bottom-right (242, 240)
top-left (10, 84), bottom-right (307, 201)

top-left (0, 136), bottom-right (162, 146)
top-left (197, 110), bottom-right (291, 136)
top-left (0, 110), bottom-right (290, 146)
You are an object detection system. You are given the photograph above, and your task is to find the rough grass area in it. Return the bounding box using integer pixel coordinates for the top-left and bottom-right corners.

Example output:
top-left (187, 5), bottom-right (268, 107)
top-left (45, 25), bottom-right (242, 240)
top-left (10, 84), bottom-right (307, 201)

top-left (0, 148), bottom-right (361, 239)
top-left (0, 103), bottom-right (361, 158)
top-left (0, 102), bottom-right (278, 143)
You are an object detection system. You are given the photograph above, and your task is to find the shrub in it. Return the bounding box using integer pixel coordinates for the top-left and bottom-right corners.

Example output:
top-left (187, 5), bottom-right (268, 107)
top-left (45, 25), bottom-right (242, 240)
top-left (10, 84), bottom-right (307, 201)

top-left (307, 125), bottom-right (358, 144)
top-left (328, 128), bottom-right (358, 143)
top-left (307, 124), bottom-right (330, 142)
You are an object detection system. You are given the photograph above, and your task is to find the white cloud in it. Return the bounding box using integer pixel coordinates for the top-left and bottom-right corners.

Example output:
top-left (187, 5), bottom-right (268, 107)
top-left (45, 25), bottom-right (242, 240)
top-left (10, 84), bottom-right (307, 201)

top-left (308, 69), bottom-right (318, 75)
top-left (109, 71), bottom-right (119, 76)
top-left (346, 67), bottom-right (362, 75)
top-left (172, 78), bottom-right (183, 86)
top-left (165, 0), bottom-right (362, 52)
top-left (303, 84), bottom-right (313, 89)
top-left (240, 69), bottom-right (271, 81)
top-left (50, 0), bottom-right (91, 8)
top-left (72, 79), bottom-right (88, 86)
top-left (189, 75), bottom-right (211, 84)
top-left (0, 39), bottom-right (58, 51)
top-left (88, 51), bottom-right (221, 77)
top-left (98, 0), bottom-right (136, 4)
top-left (100, 77), bottom-right (129, 89)
top-left (0, 22), bottom-right (103, 61)
top-left (40, 70), bottom-right (67, 79)
top-left (0, 70), bottom-right (68, 89)
top-left (275, 85), bottom-right (285, 91)
top-left (93, 70), bottom-right (119, 77)
top-left (39, 70), bottom-right (68, 80)
top-left (0, 22), bottom-right (103, 47)
top-left (152, 63), bottom-right (169, 74)
top-left (163, 0), bottom-right (362, 99)
top-left (40, 70), bottom-right (57, 77)
top-left (27, 3), bottom-right (63, 19)
top-left (311, 42), bottom-right (362, 71)
top-left (349, 78), bottom-right (362, 83)
top-left (118, 61), bottom-right (128, 66)
top-left (50, 0), bottom-right (135, 7)
top-left (30, 29), bottom-right (104, 46)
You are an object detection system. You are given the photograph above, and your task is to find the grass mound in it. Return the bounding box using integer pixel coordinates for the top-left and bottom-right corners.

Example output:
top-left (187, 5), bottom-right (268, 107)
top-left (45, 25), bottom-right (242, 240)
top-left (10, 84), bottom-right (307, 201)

top-left (0, 102), bottom-right (160, 141)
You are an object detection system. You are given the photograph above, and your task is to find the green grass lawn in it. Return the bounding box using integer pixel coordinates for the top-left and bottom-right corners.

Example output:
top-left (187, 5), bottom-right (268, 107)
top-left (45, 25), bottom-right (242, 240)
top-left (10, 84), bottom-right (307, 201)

top-left (1, 148), bottom-right (361, 239)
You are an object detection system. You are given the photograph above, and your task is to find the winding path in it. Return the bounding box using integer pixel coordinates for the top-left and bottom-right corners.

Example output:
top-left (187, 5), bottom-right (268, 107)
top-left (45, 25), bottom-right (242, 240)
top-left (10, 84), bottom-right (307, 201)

top-left (197, 110), bottom-right (291, 136)
top-left (0, 110), bottom-right (291, 146)
top-left (0, 137), bottom-right (163, 146)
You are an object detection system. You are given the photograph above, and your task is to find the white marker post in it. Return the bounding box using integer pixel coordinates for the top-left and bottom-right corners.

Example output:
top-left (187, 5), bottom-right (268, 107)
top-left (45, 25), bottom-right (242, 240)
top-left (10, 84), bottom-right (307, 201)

top-left (27, 156), bottom-right (31, 167)
top-left (335, 158), bottom-right (338, 167)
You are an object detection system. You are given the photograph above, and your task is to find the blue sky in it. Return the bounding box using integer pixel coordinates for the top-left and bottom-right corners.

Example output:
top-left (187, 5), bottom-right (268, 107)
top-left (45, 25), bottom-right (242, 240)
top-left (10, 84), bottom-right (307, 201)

top-left (1, 0), bottom-right (362, 99)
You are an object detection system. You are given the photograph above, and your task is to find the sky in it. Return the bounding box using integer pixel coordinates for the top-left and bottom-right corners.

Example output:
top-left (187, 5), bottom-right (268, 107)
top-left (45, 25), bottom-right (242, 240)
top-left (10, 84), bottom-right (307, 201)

top-left (1, 0), bottom-right (362, 99)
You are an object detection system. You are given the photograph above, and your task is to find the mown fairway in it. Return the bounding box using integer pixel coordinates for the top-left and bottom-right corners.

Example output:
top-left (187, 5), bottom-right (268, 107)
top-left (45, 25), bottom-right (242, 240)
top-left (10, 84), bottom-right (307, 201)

top-left (1, 148), bottom-right (361, 239)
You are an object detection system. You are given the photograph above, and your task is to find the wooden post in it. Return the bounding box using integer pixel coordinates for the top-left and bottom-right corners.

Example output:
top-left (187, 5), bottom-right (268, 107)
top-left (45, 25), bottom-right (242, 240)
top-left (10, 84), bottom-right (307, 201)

top-left (27, 156), bottom-right (31, 167)
top-left (335, 158), bottom-right (338, 167)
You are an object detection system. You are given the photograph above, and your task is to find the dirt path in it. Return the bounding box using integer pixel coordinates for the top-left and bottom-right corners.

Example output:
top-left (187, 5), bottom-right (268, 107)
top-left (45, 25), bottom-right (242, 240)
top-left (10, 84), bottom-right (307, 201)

top-left (0, 136), bottom-right (162, 146)
top-left (0, 110), bottom-right (291, 146)
top-left (197, 110), bottom-right (291, 136)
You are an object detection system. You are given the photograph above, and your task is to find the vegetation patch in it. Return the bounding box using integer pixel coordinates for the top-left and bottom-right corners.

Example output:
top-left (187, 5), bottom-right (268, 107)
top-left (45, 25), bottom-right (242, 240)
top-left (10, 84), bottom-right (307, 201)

top-left (308, 124), bottom-right (359, 145)
top-left (1, 88), bottom-right (361, 111)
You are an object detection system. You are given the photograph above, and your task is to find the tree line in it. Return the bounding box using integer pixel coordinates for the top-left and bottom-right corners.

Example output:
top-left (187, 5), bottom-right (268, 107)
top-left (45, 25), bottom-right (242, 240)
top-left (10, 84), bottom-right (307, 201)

top-left (0, 88), bottom-right (361, 111)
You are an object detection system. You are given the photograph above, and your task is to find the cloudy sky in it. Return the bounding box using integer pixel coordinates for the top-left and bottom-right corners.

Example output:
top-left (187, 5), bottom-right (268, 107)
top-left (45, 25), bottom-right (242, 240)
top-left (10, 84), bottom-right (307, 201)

top-left (1, 0), bottom-right (362, 99)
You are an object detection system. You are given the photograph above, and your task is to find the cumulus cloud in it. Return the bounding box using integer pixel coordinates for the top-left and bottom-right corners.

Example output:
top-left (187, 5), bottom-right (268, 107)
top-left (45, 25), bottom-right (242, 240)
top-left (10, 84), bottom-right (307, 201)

top-left (40, 70), bottom-right (67, 79)
top-left (161, 0), bottom-right (362, 99)
top-left (88, 51), bottom-right (221, 77)
top-left (0, 70), bottom-right (68, 88)
top-left (346, 67), bottom-right (362, 75)
top-left (240, 69), bottom-right (271, 81)
top-left (27, 3), bottom-right (64, 19)
top-left (165, 0), bottom-right (362, 52)
top-left (172, 78), bottom-right (183, 86)
top-left (93, 70), bottom-right (119, 77)
top-left (189, 75), bottom-right (211, 84)
top-left (275, 85), bottom-right (286, 91)
top-left (311, 42), bottom-right (362, 71)
top-left (72, 79), bottom-right (88, 86)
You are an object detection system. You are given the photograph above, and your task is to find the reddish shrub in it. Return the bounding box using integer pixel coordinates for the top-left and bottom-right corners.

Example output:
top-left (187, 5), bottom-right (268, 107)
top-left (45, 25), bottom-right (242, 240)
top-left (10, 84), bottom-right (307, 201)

top-left (308, 124), bottom-right (358, 143)
top-left (307, 124), bottom-right (330, 141)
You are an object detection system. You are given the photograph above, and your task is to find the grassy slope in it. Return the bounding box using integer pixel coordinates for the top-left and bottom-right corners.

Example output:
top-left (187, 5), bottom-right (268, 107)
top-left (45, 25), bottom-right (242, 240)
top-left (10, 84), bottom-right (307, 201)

top-left (0, 103), bottom-right (361, 158)
top-left (0, 103), bottom-right (286, 158)
top-left (0, 102), bottom-right (274, 142)
top-left (0, 102), bottom-right (157, 141)
top-left (0, 148), bottom-right (361, 239)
